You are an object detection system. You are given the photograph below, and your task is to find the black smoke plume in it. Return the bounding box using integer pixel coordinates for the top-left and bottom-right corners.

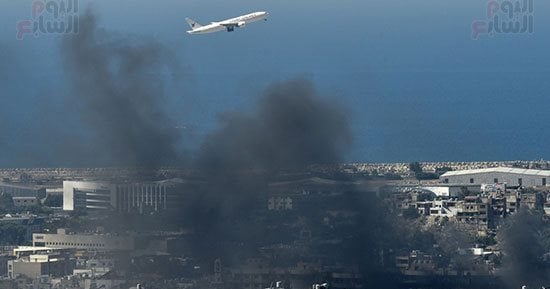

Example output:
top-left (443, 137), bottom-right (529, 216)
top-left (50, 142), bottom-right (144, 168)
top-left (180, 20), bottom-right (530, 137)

top-left (196, 78), bottom-right (352, 173)
top-left (62, 9), bottom-right (181, 167)
top-left (498, 209), bottom-right (549, 289)
top-left (179, 78), bottom-right (352, 261)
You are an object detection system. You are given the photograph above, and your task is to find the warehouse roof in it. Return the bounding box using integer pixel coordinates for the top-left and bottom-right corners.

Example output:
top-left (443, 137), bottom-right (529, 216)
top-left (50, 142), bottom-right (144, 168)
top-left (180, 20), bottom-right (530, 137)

top-left (441, 167), bottom-right (550, 177)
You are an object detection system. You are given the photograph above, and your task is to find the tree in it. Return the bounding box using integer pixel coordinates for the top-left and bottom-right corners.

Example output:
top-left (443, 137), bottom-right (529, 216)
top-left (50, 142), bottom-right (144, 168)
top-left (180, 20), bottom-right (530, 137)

top-left (408, 162), bottom-right (439, 180)
top-left (0, 193), bottom-right (15, 214)
top-left (409, 162), bottom-right (423, 174)
top-left (476, 235), bottom-right (497, 246)
top-left (0, 223), bottom-right (29, 245)
top-left (435, 166), bottom-right (453, 175)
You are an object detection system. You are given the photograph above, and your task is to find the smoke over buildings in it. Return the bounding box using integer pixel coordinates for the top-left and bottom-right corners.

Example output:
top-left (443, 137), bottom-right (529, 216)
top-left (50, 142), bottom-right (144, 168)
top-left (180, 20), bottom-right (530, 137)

top-left (59, 12), bottom-right (405, 284)
top-left (173, 78), bottom-right (354, 262)
top-left (196, 78), bottom-right (352, 173)
top-left (60, 10), bottom-right (365, 272)
top-left (498, 209), bottom-right (548, 288)
top-left (189, 78), bottom-right (352, 230)
top-left (62, 9), bottom-right (182, 167)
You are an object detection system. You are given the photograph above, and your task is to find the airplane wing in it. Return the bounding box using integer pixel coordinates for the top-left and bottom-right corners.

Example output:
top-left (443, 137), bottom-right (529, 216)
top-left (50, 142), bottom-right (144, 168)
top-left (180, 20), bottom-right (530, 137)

top-left (217, 21), bottom-right (246, 31)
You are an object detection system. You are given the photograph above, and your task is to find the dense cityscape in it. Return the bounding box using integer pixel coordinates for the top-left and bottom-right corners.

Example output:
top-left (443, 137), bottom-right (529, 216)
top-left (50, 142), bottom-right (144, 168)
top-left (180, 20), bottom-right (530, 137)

top-left (2, 0), bottom-right (547, 288)
top-left (1, 161), bottom-right (550, 289)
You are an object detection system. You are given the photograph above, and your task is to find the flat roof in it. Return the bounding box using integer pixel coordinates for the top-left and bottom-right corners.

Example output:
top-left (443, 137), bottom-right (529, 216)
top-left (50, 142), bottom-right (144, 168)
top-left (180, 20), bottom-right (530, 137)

top-left (13, 246), bottom-right (59, 252)
top-left (441, 167), bottom-right (550, 177)
top-left (0, 182), bottom-right (44, 190)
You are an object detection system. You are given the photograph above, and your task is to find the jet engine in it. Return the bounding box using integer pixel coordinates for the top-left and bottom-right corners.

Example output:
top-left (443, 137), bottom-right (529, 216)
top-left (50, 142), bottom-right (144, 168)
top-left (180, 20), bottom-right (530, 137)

top-left (237, 21), bottom-right (246, 27)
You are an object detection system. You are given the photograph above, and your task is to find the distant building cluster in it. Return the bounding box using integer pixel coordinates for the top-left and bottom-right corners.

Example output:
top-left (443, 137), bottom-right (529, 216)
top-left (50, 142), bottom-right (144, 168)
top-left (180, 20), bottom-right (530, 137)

top-left (389, 167), bottom-right (550, 230)
top-left (311, 160), bottom-right (550, 179)
top-left (2, 164), bottom-right (550, 288)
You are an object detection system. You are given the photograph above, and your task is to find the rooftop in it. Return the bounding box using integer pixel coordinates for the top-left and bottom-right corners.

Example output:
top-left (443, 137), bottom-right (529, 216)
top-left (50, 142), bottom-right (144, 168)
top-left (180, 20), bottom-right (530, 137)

top-left (441, 167), bottom-right (550, 177)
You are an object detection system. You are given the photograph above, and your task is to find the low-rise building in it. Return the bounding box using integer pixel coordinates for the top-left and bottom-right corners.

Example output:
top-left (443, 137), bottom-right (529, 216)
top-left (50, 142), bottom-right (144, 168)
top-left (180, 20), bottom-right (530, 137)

top-left (7, 251), bottom-right (74, 279)
top-left (456, 197), bottom-right (491, 229)
top-left (420, 185), bottom-right (479, 198)
top-left (32, 229), bottom-right (134, 251)
top-left (13, 197), bottom-right (39, 207)
top-left (0, 182), bottom-right (46, 199)
top-left (520, 192), bottom-right (544, 210)
top-left (268, 196), bottom-right (293, 211)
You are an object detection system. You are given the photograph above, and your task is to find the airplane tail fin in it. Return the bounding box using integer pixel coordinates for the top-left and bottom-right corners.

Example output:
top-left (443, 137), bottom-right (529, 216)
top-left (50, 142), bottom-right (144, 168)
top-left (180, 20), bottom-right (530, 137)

top-left (185, 17), bottom-right (202, 29)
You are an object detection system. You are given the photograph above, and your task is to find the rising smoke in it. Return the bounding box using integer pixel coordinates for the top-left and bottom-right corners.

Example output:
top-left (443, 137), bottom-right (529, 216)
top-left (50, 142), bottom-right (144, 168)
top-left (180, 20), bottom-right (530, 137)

top-left (498, 209), bottom-right (549, 289)
top-left (192, 78), bottom-right (352, 225)
top-left (62, 9), bottom-right (182, 167)
top-left (178, 78), bottom-right (353, 262)
top-left (196, 78), bottom-right (352, 173)
top-left (61, 9), bottom-right (401, 287)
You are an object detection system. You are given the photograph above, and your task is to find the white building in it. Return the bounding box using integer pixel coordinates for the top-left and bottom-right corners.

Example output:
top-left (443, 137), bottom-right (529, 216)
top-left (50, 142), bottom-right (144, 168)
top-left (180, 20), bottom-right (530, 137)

top-left (440, 167), bottom-right (550, 187)
top-left (420, 185), bottom-right (480, 197)
top-left (7, 250), bottom-right (74, 279)
top-left (268, 196), bottom-right (293, 211)
top-left (63, 179), bottom-right (188, 212)
top-left (428, 199), bottom-right (459, 217)
top-left (32, 229), bottom-right (134, 251)
top-left (13, 197), bottom-right (39, 207)
top-left (63, 181), bottom-right (115, 211)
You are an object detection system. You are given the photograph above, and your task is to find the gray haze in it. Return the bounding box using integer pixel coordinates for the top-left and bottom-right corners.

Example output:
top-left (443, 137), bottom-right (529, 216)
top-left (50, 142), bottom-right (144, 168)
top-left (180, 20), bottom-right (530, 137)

top-left (62, 9), bottom-right (182, 167)
top-left (194, 78), bottom-right (351, 221)
top-left (498, 209), bottom-right (549, 288)
top-left (179, 78), bottom-right (352, 261)
top-left (196, 78), bottom-right (352, 173)
top-left (0, 44), bottom-right (11, 154)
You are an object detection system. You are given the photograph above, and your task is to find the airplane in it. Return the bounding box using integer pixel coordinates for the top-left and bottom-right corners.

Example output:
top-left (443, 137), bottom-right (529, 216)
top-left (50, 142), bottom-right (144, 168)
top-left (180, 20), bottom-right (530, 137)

top-left (186, 11), bottom-right (269, 34)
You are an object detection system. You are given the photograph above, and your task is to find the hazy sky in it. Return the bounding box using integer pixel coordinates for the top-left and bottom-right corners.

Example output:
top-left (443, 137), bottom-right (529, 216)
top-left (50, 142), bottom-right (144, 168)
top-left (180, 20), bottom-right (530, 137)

top-left (1, 0), bottom-right (549, 166)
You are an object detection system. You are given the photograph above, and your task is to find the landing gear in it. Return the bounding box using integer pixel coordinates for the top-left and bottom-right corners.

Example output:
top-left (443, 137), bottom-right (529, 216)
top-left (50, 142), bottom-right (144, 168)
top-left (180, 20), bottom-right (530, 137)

top-left (226, 26), bottom-right (234, 32)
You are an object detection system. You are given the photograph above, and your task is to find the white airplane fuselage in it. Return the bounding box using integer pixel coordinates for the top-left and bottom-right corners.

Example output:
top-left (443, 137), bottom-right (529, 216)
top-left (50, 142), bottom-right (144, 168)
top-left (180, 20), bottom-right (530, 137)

top-left (186, 11), bottom-right (268, 34)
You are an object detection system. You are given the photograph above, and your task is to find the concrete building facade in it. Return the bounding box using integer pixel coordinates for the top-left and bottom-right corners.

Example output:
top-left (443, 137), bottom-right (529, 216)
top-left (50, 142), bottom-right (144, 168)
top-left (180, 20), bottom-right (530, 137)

top-left (32, 229), bottom-right (134, 251)
top-left (0, 182), bottom-right (46, 198)
top-left (63, 179), bottom-right (188, 212)
top-left (63, 181), bottom-right (115, 211)
top-left (7, 252), bottom-right (74, 279)
top-left (13, 197), bottom-right (39, 207)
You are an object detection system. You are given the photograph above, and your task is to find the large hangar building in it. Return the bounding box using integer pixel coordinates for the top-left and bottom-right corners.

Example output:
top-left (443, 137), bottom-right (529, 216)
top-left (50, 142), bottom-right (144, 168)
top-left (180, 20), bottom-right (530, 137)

top-left (440, 167), bottom-right (550, 187)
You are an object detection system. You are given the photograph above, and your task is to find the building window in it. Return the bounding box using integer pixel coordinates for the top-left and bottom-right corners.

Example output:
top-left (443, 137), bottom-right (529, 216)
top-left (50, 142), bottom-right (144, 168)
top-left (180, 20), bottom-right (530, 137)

top-left (518, 178), bottom-right (522, 186)
top-left (543, 178), bottom-right (547, 186)
top-left (494, 178), bottom-right (498, 183)
top-left (470, 178), bottom-right (474, 184)
top-left (444, 178), bottom-right (449, 183)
